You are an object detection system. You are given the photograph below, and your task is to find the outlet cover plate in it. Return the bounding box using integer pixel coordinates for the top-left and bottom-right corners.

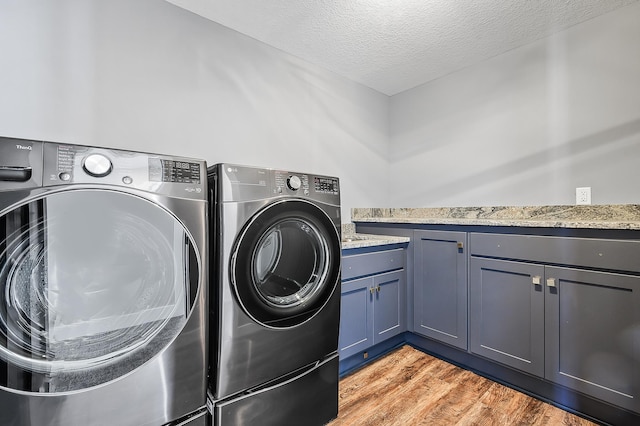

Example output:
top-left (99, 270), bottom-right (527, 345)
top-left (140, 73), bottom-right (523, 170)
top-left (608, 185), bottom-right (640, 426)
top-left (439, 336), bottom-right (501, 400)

top-left (576, 187), bottom-right (591, 205)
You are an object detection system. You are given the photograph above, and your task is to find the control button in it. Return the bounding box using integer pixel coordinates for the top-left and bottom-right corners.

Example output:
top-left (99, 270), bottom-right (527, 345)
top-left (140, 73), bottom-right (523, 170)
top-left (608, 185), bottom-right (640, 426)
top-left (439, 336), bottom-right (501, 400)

top-left (59, 172), bottom-right (71, 181)
top-left (277, 187), bottom-right (283, 194)
top-left (122, 176), bottom-right (133, 185)
top-left (287, 175), bottom-right (302, 191)
top-left (304, 189), bottom-right (309, 196)
top-left (83, 153), bottom-right (112, 177)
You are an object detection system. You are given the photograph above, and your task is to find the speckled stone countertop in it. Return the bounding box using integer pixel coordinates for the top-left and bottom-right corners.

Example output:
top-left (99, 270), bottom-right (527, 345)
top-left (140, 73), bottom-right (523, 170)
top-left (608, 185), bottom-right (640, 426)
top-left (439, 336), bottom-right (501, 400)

top-left (351, 205), bottom-right (640, 230)
top-left (341, 223), bottom-right (410, 250)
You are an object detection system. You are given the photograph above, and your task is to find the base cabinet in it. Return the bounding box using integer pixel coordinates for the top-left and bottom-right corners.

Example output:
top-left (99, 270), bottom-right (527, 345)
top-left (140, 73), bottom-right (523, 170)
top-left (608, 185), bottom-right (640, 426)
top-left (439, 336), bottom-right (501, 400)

top-left (469, 258), bottom-right (545, 377)
top-left (413, 230), bottom-right (467, 350)
top-left (356, 226), bottom-right (640, 420)
top-left (339, 276), bottom-right (374, 358)
top-left (545, 266), bottom-right (640, 414)
top-left (373, 271), bottom-right (405, 343)
top-left (469, 233), bottom-right (640, 414)
top-left (339, 249), bottom-right (406, 360)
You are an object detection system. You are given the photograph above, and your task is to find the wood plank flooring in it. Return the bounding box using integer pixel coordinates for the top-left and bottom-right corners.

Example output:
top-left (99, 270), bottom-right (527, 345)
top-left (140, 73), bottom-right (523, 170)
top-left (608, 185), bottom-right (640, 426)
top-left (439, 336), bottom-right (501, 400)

top-left (329, 345), bottom-right (598, 426)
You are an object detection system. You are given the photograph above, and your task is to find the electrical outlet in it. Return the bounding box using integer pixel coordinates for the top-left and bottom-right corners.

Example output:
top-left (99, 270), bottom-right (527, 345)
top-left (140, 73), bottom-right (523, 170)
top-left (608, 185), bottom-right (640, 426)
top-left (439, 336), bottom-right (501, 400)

top-left (576, 187), bottom-right (591, 205)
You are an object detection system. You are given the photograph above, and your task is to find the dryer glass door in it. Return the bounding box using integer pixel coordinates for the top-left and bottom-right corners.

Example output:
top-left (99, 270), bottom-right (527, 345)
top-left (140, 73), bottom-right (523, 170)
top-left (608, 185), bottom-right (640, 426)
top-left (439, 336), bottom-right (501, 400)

top-left (0, 189), bottom-right (200, 393)
top-left (253, 218), bottom-right (327, 306)
top-left (232, 199), bottom-right (340, 327)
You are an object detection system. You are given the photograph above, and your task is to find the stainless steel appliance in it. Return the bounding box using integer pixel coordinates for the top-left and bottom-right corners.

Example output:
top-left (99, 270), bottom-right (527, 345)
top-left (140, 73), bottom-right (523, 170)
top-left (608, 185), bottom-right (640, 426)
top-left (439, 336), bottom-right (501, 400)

top-left (208, 163), bottom-right (341, 426)
top-left (0, 137), bottom-right (209, 426)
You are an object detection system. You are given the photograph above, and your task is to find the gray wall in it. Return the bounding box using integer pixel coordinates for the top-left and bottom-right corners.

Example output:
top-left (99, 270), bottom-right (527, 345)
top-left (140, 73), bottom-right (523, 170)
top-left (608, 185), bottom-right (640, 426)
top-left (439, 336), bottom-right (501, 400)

top-left (0, 0), bottom-right (389, 221)
top-left (3, 1), bottom-right (639, 215)
top-left (389, 2), bottom-right (640, 207)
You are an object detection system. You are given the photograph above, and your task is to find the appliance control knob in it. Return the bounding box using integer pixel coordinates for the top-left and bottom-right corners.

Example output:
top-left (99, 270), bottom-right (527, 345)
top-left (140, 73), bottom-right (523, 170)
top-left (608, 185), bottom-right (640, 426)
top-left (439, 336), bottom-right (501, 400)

top-left (287, 175), bottom-right (302, 191)
top-left (83, 153), bottom-right (112, 177)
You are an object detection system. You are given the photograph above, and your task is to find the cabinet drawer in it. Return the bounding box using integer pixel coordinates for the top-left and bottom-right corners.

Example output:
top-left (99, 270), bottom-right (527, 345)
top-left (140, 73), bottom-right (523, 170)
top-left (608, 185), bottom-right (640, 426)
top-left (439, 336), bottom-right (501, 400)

top-left (342, 249), bottom-right (405, 281)
top-left (470, 233), bottom-right (640, 273)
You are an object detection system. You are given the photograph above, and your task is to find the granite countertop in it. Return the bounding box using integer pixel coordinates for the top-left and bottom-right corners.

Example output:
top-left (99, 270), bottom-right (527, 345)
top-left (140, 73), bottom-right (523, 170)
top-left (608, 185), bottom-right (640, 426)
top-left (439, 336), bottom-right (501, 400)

top-left (351, 205), bottom-right (640, 230)
top-left (341, 223), bottom-right (410, 250)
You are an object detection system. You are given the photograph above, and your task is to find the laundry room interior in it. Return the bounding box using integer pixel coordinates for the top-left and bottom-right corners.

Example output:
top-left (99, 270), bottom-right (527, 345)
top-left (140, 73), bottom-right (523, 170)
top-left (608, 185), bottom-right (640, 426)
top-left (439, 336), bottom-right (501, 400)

top-left (1, 1), bottom-right (640, 425)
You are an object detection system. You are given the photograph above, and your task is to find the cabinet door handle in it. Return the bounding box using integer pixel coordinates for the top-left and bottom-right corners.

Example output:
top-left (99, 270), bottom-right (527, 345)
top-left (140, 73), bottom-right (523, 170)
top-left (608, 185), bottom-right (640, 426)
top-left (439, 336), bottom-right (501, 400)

top-left (376, 285), bottom-right (381, 293)
top-left (532, 276), bottom-right (541, 285)
top-left (369, 287), bottom-right (375, 295)
top-left (546, 278), bottom-right (556, 287)
top-left (457, 242), bottom-right (464, 249)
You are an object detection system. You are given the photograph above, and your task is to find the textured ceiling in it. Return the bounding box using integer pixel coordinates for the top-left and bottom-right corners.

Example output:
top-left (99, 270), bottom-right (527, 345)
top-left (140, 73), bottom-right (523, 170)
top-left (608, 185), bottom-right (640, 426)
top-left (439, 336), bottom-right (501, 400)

top-left (166, 0), bottom-right (638, 95)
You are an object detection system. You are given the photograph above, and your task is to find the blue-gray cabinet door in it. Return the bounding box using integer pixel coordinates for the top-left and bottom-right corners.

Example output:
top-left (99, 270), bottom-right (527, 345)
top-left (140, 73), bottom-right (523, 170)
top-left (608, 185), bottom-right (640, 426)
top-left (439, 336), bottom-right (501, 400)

top-left (469, 258), bottom-right (545, 377)
top-left (545, 266), bottom-right (640, 413)
top-left (373, 270), bottom-right (405, 344)
top-left (339, 276), bottom-right (373, 359)
top-left (414, 230), bottom-right (467, 350)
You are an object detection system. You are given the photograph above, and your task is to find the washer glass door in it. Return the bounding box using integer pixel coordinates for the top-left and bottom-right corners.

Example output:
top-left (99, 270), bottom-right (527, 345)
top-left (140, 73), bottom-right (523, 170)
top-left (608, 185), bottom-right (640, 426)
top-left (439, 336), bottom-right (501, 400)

top-left (232, 199), bottom-right (340, 327)
top-left (0, 189), bottom-right (200, 393)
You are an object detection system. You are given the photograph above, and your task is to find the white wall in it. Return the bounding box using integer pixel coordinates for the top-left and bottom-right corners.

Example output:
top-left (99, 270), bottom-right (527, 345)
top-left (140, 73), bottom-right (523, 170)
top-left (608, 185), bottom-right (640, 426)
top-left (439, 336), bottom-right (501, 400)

top-left (389, 2), bottom-right (640, 207)
top-left (0, 0), bottom-right (389, 221)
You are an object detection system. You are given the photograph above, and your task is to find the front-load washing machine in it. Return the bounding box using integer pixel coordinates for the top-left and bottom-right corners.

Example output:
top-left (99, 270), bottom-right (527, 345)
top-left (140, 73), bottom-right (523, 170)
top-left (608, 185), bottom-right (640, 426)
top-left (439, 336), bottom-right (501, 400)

top-left (208, 163), bottom-right (341, 426)
top-left (0, 137), bottom-right (209, 426)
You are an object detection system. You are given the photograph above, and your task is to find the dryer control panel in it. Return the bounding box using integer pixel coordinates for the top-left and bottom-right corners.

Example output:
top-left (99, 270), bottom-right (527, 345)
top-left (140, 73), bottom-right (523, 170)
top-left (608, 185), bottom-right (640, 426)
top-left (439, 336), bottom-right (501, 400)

top-left (313, 176), bottom-right (339, 195)
top-left (218, 163), bottom-right (340, 207)
top-left (275, 172), bottom-right (310, 195)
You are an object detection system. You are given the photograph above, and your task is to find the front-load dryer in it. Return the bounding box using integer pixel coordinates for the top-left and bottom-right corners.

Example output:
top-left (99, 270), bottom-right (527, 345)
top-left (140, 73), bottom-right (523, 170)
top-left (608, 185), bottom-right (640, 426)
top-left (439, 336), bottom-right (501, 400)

top-left (0, 137), bottom-right (209, 426)
top-left (208, 163), bottom-right (341, 426)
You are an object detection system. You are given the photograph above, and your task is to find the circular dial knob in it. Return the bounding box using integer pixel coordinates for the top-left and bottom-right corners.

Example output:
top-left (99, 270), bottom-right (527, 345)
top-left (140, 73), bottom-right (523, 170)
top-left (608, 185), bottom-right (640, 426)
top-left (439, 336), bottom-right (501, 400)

top-left (287, 175), bottom-right (302, 191)
top-left (83, 153), bottom-right (112, 177)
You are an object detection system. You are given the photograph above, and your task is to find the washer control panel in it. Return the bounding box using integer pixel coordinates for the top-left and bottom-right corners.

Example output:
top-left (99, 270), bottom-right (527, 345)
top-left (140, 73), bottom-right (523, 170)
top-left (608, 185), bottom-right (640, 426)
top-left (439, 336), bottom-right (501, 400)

top-left (287, 175), bottom-right (302, 191)
top-left (42, 143), bottom-right (205, 199)
top-left (149, 159), bottom-right (202, 184)
top-left (83, 153), bottom-right (113, 177)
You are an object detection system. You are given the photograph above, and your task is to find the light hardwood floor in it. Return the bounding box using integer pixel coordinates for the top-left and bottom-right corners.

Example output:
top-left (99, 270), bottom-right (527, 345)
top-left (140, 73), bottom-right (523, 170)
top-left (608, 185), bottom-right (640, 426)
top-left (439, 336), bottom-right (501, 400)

top-left (329, 345), bottom-right (598, 426)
